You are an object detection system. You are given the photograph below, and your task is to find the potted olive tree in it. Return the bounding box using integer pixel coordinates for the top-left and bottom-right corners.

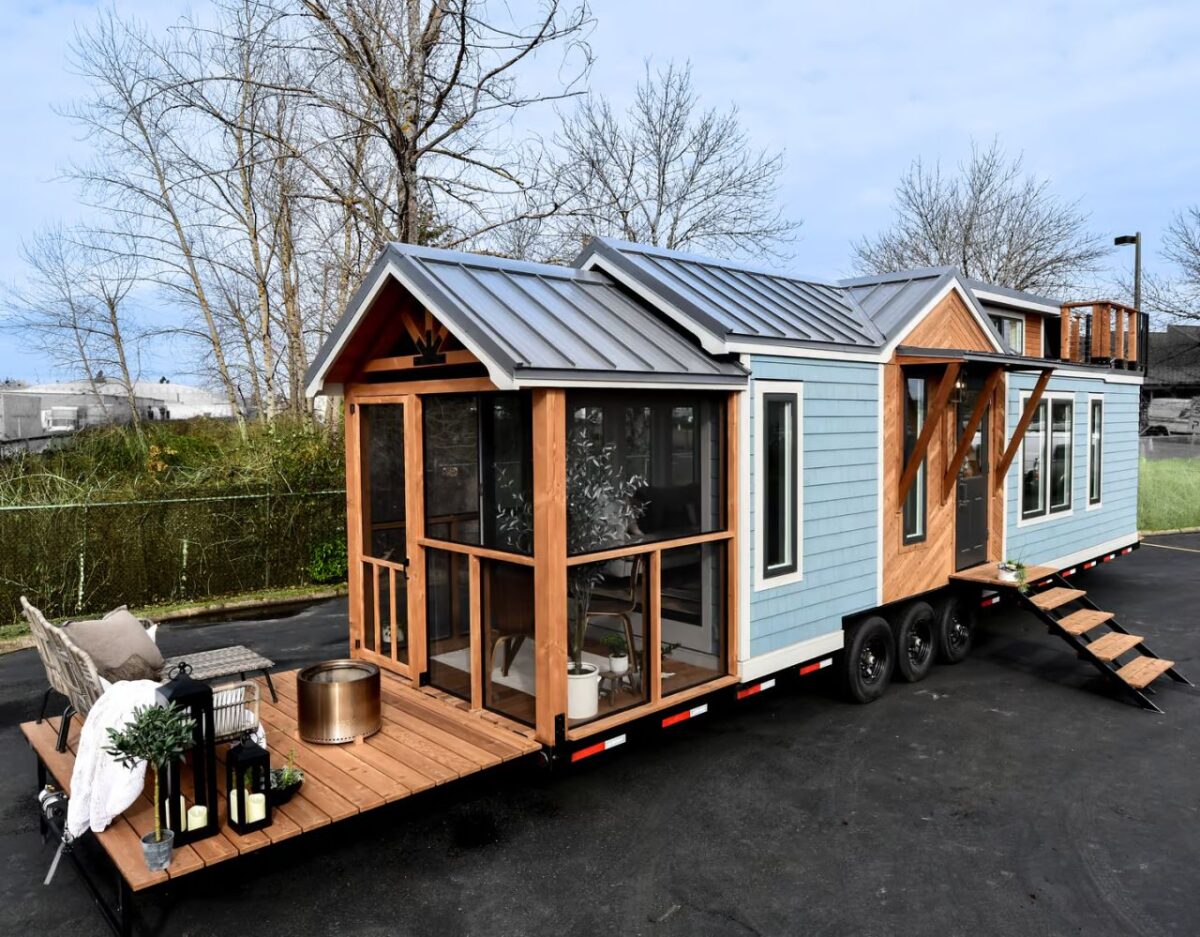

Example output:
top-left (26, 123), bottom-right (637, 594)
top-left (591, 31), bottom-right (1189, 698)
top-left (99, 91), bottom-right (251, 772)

top-left (104, 702), bottom-right (196, 872)
top-left (564, 420), bottom-right (645, 720)
top-left (496, 417), bottom-right (645, 720)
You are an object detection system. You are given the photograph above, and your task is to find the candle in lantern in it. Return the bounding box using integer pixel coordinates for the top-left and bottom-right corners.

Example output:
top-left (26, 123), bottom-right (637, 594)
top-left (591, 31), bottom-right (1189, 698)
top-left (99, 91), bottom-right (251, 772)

top-left (187, 804), bottom-right (208, 831)
top-left (247, 792), bottom-right (267, 824)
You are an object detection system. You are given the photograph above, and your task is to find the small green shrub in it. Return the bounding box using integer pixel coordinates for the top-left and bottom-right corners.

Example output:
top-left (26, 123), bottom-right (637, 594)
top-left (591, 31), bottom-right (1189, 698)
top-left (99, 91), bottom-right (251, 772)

top-left (309, 537), bottom-right (348, 584)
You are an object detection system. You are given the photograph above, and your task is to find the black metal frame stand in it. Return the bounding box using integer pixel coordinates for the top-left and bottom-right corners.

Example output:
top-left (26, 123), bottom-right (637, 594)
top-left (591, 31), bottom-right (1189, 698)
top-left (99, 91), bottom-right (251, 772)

top-left (36, 756), bottom-right (141, 937)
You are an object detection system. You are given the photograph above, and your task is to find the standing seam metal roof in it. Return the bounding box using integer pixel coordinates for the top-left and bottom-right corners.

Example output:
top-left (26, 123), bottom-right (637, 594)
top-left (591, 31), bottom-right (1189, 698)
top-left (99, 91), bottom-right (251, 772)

top-left (577, 237), bottom-right (886, 348)
top-left (303, 242), bottom-right (748, 394)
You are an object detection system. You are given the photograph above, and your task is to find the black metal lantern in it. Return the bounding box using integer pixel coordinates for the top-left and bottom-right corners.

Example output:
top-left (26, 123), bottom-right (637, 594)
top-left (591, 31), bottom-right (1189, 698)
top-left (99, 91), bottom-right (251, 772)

top-left (226, 735), bottom-right (272, 834)
top-left (155, 662), bottom-right (219, 845)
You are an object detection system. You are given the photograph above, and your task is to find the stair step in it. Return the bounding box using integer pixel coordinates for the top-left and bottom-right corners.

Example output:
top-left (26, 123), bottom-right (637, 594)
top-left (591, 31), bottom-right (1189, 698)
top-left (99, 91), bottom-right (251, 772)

top-left (1115, 657), bottom-right (1175, 689)
top-left (1058, 610), bottom-right (1114, 635)
top-left (1031, 587), bottom-right (1087, 611)
top-left (1085, 632), bottom-right (1143, 662)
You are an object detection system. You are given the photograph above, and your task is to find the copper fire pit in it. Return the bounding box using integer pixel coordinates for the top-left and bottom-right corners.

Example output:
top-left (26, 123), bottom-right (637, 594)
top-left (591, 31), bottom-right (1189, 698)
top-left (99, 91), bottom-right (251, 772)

top-left (296, 660), bottom-right (381, 744)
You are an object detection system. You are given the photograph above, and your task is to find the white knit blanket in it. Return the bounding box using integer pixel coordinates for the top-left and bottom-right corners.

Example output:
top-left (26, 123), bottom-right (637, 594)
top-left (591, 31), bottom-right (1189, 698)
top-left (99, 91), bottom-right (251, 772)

top-left (67, 680), bottom-right (160, 838)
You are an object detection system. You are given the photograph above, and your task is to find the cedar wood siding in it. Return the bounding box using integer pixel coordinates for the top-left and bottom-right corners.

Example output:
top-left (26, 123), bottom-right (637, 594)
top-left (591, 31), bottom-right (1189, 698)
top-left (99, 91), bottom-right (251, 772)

top-left (881, 291), bottom-right (1004, 604)
top-left (746, 356), bottom-right (879, 659)
top-left (1024, 314), bottom-right (1044, 357)
top-left (1004, 373), bottom-right (1140, 565)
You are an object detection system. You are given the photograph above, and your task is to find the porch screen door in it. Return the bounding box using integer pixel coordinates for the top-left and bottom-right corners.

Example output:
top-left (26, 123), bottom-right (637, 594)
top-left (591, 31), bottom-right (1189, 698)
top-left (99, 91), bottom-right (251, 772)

top-left (359, 402), bottom-right (411, 666)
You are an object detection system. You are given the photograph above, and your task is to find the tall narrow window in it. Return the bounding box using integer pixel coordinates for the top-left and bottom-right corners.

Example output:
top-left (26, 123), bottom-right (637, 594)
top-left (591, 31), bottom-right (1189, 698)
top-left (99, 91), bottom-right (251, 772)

top-left (1021, 395), bottom-right (1073, 520)
top-left (763, 393), bottom-right (798, 577)
top-left (1088, 399), bottom-right (1103, 505)
top-left (1049, 399), bottom-right (1073, 513)
top-left (902, 376), bottom-right (927, 544)
top-left (1021, 400), bottom-right (1047, 519)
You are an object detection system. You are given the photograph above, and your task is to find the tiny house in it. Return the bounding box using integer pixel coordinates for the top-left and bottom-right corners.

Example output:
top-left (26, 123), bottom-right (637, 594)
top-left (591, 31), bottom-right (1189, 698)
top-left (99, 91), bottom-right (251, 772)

top-left (307, 237), bottom-right (1166, 756)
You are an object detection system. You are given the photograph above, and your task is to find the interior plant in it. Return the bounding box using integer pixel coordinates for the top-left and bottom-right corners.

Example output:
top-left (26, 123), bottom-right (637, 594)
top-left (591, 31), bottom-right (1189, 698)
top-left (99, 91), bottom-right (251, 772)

top-left (495, 413), bottom-right (646, 718)
top-left (104, 701), bottom-right (196, 871)
top-left (269, 748), bottom-right (305, 806)
top-left (564, 419), bottom-right (645, 684)
top-left (602, 632), bottom-right (630, 674)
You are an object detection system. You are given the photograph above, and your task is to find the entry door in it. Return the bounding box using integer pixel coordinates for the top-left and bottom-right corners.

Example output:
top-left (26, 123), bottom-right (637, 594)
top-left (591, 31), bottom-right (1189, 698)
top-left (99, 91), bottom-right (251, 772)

top-left (955, 377), bottom-right (989, 570)
top-left (357, 400), bottom-right (413, 668)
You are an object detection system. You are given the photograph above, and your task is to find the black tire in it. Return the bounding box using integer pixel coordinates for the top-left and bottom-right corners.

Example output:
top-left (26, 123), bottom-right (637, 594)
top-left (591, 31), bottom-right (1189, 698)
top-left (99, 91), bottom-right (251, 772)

top-left (843, 616), bottom-right (894, 703)
top-left (894, 601), bottom-right (936, 683)
top-left (935, 593), bottom-right (976, 664)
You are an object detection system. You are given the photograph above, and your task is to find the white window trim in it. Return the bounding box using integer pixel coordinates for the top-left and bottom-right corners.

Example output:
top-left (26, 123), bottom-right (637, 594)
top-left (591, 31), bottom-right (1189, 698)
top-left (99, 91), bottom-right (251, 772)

top-left (1016, 390), bottom-right (1076, 528)
top-left (1086, 393), bottom-right (1104, 511)
top-left (753, 380), bottom-right (804, 591)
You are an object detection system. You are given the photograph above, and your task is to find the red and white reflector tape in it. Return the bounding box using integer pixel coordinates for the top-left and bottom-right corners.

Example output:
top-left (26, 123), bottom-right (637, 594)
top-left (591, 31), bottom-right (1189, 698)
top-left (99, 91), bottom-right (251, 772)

top-left (736, 678), bottom-right (777, 700)
top-left (662, 703), bottom-right (708, 728)
top-left (1103, 553), bottom-right (1116, 562)
top-left (981, 594), bottom-right (1001, 608)
top-left (1083, 560), bottom-right (1097, 570)
top-left (798, 657), bottom-right (833, 676)
top-left (1061, 567), bottom-right (1077, 577)
top-left (570, 734), bottom-right (627, 762)
top-left (1121, 546), bottom-right (1133, 555)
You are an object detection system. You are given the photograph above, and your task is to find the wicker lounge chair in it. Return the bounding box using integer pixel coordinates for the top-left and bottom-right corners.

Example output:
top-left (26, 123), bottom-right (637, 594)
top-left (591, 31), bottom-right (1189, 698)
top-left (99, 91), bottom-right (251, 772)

top-left (20, 597), bottom-right (260, 753)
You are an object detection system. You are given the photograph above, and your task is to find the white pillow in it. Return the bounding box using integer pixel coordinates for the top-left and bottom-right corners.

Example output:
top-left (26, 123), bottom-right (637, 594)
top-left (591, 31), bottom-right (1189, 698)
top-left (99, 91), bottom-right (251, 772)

top-left (213, 685), bottom-right (247, 738)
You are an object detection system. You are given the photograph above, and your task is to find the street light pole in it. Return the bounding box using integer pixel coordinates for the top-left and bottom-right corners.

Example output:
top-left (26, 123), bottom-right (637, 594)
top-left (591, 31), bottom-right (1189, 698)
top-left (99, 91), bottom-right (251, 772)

top-left (1114, 232), bottom-right (1144, 373)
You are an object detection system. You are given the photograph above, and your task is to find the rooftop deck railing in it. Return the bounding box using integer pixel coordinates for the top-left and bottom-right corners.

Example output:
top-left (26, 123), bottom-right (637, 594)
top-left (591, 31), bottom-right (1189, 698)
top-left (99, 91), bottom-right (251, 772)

top-left (1059, 301), bottom-right (1145, 371)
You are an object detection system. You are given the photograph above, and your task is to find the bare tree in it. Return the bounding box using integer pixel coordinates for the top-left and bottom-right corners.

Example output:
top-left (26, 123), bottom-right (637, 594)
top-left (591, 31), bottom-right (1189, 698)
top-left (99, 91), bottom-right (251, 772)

top-left (854, 140), bottom-right (1109, 294)
top-left (5, 226), bottom-right (143, 427)
top-left (539, 61), bottom-right (797, 260)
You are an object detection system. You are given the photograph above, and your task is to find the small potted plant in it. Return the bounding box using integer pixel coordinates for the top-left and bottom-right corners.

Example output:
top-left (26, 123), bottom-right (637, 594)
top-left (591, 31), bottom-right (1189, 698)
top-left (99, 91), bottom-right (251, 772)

top-left (997, 559), bottom-right (1028, 589)
top-left (602, 633), bottom-right (630, 675)
top-left (104, 702), bottom-right (196, 872)
top-left (269, 749), bottom-right (305, 806)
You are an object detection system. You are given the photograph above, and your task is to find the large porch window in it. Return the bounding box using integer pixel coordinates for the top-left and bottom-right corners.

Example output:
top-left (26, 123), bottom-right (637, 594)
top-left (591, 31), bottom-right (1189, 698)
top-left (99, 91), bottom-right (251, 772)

top-left (564, 390), bottom-right (730, 726)
top-left (1020, 394), bottom-right (1073, 521)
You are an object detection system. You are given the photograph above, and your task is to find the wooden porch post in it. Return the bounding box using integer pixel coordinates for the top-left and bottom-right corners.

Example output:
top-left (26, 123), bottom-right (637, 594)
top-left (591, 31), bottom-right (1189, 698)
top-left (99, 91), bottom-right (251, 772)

top-left (532, 389), bottom-right (567, 746)
top-left (345, 398), bottom-right (365, 657)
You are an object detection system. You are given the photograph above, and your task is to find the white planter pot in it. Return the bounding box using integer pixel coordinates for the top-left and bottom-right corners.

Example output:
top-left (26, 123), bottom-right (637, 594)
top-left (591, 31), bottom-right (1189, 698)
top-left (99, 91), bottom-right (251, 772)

top-left (998, 566), bottom-right (1018, 583)
top-left (567, 662), bottom-right (600, 720)
top-left (609, 655), bottom-right (629, 675)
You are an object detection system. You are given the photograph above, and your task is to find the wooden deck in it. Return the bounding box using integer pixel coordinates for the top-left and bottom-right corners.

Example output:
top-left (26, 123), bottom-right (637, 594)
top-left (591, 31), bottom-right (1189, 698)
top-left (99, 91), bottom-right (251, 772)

top-left (21, 669), bottom-right (542, 892)
top-left (949, 563), bottom-right (1056, 588)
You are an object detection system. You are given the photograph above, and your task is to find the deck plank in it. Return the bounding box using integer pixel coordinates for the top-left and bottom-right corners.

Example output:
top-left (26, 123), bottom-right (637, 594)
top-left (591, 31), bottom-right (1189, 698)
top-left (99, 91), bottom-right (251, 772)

top-left (19, 666), bottom-right (542, 893)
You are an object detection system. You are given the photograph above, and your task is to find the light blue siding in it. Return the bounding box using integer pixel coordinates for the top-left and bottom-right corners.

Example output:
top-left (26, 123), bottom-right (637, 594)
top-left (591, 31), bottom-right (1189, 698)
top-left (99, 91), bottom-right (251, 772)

top-left (748, 356), bottom-right (879, 658)
top-left (1004, 373), bottom-right (1139, 565)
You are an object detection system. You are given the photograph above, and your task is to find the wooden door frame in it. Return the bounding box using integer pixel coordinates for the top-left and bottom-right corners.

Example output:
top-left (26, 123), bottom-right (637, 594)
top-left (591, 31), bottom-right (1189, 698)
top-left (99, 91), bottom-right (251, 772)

top-left (346, 390), bottom-right (423, 681)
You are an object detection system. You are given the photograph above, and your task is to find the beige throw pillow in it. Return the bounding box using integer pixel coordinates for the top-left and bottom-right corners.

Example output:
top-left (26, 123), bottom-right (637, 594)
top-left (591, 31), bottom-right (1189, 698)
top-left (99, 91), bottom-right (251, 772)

top-left (63, 606), bottom-right (165, 682)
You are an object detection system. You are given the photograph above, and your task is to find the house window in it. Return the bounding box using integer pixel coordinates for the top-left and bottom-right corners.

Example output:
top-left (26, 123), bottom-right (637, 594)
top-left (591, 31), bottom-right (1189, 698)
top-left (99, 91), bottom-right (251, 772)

top-left (902, 376), bottom-right (927, 544)
top-left (1088, 398), bottom-right (1103, 506)
top-left (990, 315), bottom-right (1025, 354)
top-left (1049, 399), bottom-right (1073, 512)
top-left (423, 392), bottom-right (533, 555)
top-left (1021, 395), bottom-right (1073, 520)
top-left (763, 392), bottom-right (798, 578)
top-left (566, 391), bottom-right (725, 555)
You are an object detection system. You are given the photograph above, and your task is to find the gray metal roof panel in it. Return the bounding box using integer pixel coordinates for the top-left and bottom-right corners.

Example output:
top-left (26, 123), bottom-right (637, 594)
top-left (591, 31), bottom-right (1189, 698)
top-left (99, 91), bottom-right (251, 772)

top-left (307, 242), bottom-right (747, 394)
top-left (963, 277), bottom-right (1061, 311)
top-left (578, 237), bottom-right (886, 348)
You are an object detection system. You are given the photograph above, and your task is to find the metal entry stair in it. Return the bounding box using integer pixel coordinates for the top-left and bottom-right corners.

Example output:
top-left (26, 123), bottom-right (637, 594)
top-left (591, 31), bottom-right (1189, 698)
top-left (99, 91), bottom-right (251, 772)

top-left (1018, 574), bottom-right (1191, 712)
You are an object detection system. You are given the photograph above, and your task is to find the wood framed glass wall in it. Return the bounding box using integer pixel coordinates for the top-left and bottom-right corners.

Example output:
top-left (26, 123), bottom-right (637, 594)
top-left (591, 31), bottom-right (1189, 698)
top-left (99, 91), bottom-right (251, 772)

top-left (345, 380), bottom-right (740, 747)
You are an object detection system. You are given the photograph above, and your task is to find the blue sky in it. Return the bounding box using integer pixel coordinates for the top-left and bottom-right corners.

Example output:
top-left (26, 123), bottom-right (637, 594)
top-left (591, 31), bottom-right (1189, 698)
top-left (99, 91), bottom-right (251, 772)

top-left (1, 0), bottom-right (1198, 382)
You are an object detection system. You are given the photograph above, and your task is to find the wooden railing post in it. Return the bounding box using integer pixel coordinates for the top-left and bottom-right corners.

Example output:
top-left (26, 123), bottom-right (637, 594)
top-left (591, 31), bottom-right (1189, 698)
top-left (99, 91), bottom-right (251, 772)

top-left (1059, 306), bottom-right (1071, 361)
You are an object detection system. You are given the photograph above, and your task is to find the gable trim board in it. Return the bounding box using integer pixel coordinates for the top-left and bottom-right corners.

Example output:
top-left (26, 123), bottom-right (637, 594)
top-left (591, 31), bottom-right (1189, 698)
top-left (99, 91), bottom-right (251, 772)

top-left (972, 289), bottom-right (1060, 314)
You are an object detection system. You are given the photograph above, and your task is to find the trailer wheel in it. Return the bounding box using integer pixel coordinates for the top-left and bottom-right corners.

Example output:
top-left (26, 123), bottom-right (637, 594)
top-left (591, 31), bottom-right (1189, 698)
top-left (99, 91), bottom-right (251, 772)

top-left (843, 616), bottom-right (893, 703)
top-left (894, 601), bottom-right (936, 683)
top-left (935, 593), bottom-right (976, 664)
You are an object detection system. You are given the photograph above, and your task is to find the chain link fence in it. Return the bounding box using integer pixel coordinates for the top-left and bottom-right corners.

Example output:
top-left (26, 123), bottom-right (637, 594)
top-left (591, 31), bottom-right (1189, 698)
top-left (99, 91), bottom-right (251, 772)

top-left (1, 490), bottom-right (346, 621)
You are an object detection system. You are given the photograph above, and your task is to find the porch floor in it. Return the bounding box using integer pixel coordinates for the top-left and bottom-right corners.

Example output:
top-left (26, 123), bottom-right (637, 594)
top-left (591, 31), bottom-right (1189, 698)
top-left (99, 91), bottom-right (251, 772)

top-left (21, 668), bottom-right (541, 892)
top-left (950, 563), bottom-right (1057, 588)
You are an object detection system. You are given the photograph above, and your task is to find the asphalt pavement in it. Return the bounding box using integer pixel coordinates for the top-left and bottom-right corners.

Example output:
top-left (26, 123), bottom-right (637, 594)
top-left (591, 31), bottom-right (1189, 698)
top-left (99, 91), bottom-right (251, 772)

top-left (1, 539), bottom-right (1197, 937)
